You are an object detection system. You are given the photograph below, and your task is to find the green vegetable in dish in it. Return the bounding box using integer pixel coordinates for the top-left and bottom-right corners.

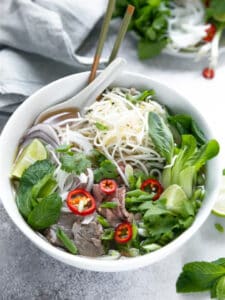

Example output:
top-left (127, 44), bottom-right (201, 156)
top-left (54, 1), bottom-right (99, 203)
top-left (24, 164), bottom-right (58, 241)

top-left (60, 152), bottom-right (91, 174)
top-left (94, 159), bottom-right (118, 182)
top-left (56, 228), bottom-right (78, 254)
top-left (162, 134), bottom-right (219, 198)
top-left (100, 202), bottom-right (118, 209)
top-left (148, 111), bottom-right (174, 164)
top-left (16, 160), bottom-right (55, 217)
top-left (28, 193), bottom-right (62, 230)
top-left (168, 114), bottom-right (206, 146)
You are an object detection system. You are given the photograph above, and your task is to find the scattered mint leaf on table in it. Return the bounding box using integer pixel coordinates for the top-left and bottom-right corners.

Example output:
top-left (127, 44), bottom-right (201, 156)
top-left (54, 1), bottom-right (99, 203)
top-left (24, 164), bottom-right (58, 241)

top-left (176, 261), bottom-right (225, 293)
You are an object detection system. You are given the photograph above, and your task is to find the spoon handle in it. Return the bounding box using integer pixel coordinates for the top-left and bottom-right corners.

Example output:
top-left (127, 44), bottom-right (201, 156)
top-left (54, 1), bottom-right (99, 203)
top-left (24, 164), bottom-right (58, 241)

top-left (72, 57), bottom-right (126, 113)
top-left (35, 57), bottom-right (126, 124)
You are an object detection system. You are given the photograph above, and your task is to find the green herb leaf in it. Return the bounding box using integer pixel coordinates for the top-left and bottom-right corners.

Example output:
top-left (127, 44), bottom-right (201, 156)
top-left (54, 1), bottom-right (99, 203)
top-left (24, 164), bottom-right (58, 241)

top-left (95, 122), bottom-right (109, 131)
top-left (56, 228), bottom-right (77, 254)
top-left (138, 38), bottom-right (168, 59)
top-left (213, 258), bottom-right (225, 268)
top-left (94, 160), bottom-right (118, 182)
top-left (168, 114), bottom-right (206, 146)
top-left (101, 228), bottom-right (115, 240)
top-left (148, 111), bottom-right (174, 163)
top-left (16, 160), bottom-right (55, 218)
top-left (216, 276), bottom-right (225, 300)
top-left (215, 223), bottom-right (224, 233)
top-left (56, 144), bottom-right (72, 153)
top-left (176, 262), bottom-right (225, 293)
top-left (60, 152), bottom-right (91, 174)
top-left (100, 202), bottom-right (118, 209)
top-left (27, 193), bottom-right (62, 230)
top-left (96, 215), bottom-right (110, 228)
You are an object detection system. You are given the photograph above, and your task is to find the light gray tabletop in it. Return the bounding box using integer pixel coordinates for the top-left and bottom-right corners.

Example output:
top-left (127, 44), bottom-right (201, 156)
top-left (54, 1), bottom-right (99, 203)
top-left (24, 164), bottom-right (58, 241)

top-left (1, 31), bottom-right (225, 300)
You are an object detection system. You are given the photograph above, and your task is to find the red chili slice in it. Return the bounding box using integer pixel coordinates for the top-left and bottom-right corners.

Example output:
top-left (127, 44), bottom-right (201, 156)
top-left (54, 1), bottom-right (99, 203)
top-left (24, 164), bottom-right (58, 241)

top-left (203, 24), bottom-right (216, 42)
top-left (141, 178), bottom-right (163, 201)
top-left (67, 188), bottom-right (96, 216)
top-left (99, 179), bottom-right (117, 195)
top-left (202, 67), bottom-right (215, 79)
top-left (114, 222), bottom-right (133, 244)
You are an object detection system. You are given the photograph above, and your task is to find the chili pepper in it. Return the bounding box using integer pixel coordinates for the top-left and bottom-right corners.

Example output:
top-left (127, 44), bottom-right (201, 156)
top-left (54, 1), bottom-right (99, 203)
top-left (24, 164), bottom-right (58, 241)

top-left (202, 67), bottom-right (215, 79)
top-left (100, 179), bottom-right (117, 194)
top-left (141, 178), bottom-right (163, 200)
top-left (67, 188), bottom-right (96, 216)
top-left (203, 24), bottom-right (216, 42)
top-left (114, 222), bottom-right (133, 244)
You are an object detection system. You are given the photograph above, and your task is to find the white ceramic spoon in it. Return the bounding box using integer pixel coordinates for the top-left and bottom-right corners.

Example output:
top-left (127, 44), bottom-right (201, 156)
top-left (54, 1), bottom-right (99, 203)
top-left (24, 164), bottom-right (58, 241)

top-left (35, 57), bottom-right (126, 124)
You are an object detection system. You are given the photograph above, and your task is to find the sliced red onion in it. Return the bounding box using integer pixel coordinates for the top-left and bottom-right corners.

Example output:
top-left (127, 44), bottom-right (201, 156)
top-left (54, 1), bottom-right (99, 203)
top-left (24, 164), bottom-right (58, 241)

top-left (20, 124), bottom-right (60, 149)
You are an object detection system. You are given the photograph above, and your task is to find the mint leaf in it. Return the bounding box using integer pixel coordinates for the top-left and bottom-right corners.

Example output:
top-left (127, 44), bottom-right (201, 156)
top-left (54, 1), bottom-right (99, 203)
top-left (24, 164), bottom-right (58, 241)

top-left (213, 258), bottom-right (225, 268)
top-left (216, 276), bottom-right (225, 300)
top-left (28, 193), bottom-right (62, 230)
top-left (60, 152), bottom-right (91, 174)
top-left (94, 160), bottom-right (118, 182)
top-left (16, 160), bottom-right (55, 218)
top-left (56, 228), bottom-right (77, 254)
top-left (176, 262), bottom-right (225, 293)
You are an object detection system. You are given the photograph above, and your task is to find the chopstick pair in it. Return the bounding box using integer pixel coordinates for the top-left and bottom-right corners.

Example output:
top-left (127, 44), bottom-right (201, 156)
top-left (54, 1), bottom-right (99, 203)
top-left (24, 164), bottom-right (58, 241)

top-left (88, 0), bottom-right (135, 83)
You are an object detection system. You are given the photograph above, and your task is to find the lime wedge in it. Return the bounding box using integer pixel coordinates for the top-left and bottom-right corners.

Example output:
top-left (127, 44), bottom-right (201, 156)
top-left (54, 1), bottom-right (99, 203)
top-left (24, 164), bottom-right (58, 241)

top-left (212, 177), bottom-right (225, 217)
top-left (161, 184), bottom-right (190, 217)
top-left (11, 139), bottom-right (47, 178)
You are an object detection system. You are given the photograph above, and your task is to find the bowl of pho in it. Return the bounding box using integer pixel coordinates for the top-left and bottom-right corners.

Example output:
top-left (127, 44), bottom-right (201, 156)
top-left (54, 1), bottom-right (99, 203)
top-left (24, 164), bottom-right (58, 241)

top-left (0, 71), bottom-right (220, 272)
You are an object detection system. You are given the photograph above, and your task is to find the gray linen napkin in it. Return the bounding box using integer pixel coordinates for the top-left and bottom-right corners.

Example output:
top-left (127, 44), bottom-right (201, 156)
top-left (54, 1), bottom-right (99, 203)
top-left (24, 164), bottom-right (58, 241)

top-left (0, 0), bottom-right (107, 97)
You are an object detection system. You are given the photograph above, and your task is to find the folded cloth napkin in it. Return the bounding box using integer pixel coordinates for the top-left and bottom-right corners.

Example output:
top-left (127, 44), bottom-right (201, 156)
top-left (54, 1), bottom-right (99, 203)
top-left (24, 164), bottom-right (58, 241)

top-left (0, 0), bottom-right (107, 97)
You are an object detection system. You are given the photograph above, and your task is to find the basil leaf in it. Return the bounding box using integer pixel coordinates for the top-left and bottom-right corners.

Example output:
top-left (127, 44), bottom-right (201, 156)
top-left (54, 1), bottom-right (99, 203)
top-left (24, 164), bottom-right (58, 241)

top-left (56, 228), bottom-right (77, 254)
top-left (148, 112), bottom-right (174, 163)
top-left (100, 202), bottom-right (118, 209)
top-left (28, 193), bottom-right (62, 230)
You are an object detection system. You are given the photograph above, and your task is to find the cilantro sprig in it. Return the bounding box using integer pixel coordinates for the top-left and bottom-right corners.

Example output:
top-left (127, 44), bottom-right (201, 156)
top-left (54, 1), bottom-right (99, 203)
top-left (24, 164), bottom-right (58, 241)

top-left (60, 152), bottom-right (91, 175)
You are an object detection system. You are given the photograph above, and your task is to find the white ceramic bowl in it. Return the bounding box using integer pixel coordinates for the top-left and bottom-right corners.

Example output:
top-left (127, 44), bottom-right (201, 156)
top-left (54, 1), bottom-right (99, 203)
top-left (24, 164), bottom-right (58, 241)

top-left (0, 71), bottom-right (221, 272)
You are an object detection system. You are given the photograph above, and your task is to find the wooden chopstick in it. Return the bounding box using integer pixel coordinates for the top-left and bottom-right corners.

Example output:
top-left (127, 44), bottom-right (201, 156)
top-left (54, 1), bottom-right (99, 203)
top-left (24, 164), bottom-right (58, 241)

top-left (108, 5), bottom-right (135, 64)
top-left (88, 0), bottom-right (116, 83)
